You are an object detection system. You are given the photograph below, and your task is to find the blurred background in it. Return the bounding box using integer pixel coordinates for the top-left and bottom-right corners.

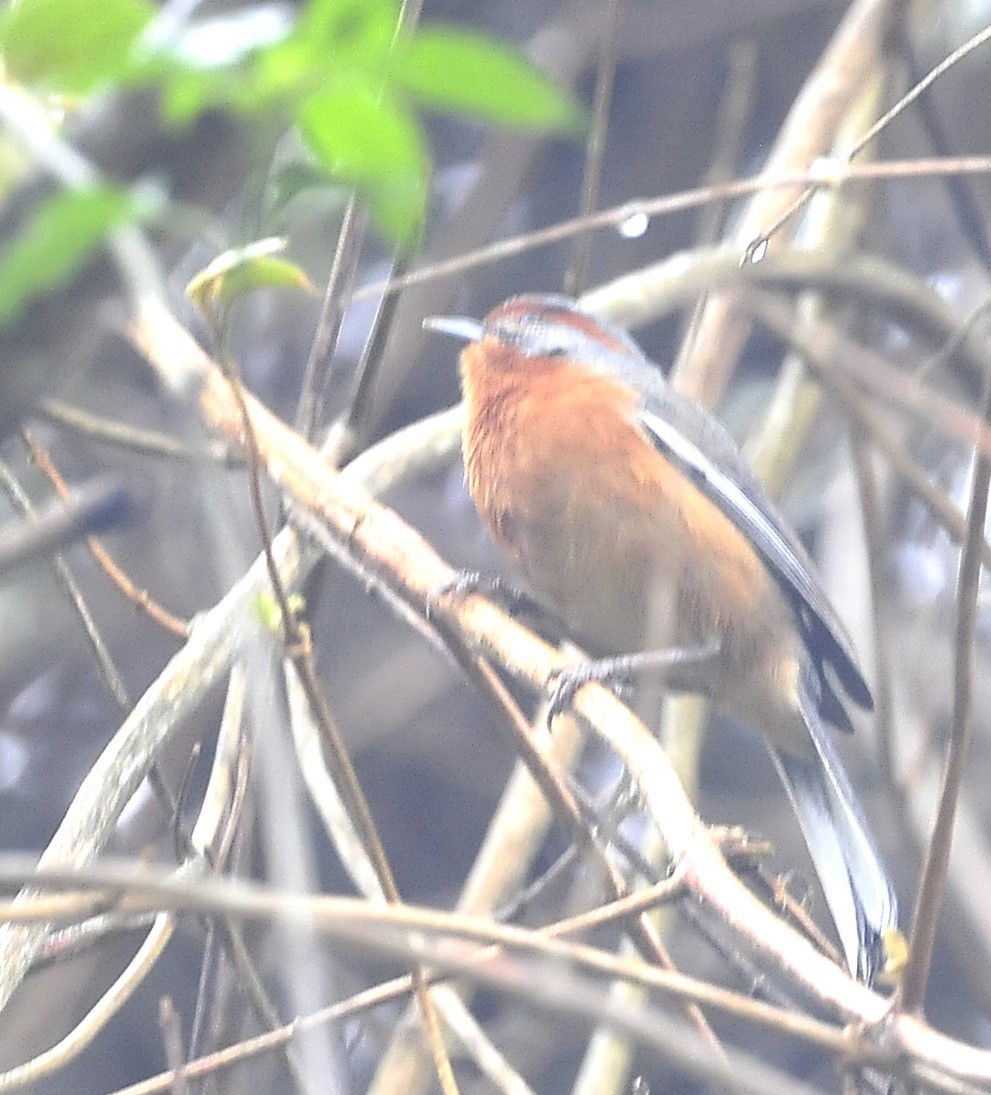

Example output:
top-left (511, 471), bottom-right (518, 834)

top-left (1, 0), bottom-right (991, 1091)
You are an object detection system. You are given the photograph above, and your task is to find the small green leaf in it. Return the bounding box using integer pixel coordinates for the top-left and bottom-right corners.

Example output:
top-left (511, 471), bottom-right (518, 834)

top-left (0, 186), bottom-right (138, 324)
top-left (295, 0), bottom-right (397, 63)
top-left (298, 81), bottom-right (427, 184)
top-left (250, 590), bottom-right (306, 631)
top-left (186, 238), bottom-right (314, 327)
top-left (394, 29), bottom-right (583, 130)
top-left (250, 0), bottom-right (396, 104)
top-left (250, 591), bottom-right (283, 631)
top-left (298, 84), bottom-right (429, 242)
top-left (0, 0), bottom-right (154, 92)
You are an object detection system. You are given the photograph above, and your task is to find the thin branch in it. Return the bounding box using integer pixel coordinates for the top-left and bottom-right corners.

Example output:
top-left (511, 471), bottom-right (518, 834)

top-left (294, 196), bottom-right (367, 441)
top-left (564, 0), bottom-right (625, 296)
top-left (0, 461), bottom-right (133, 713)
top-left (743, 20), bottom-right (991, 254)
top-left (36, 401), bottom-right (241, 465)
top-left (0, 912), bottom-right (175, 1090)
top-left (352, 157), bottom-right (991, 305)
top-left (20, 428), bottom-right (190, 638)
top-left (900, 364), bottom-right (991, 1012)
top-left (0, 862), bottom-right (886, 1063)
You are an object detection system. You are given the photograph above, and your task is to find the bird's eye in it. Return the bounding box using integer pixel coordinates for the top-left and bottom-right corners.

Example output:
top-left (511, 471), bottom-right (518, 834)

top-left (543, 344), bottom-right (570, 357)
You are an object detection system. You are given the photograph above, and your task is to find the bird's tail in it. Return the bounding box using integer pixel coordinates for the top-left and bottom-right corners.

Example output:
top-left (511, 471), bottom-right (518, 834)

top-left (767, 683), bottom-right (897, 983)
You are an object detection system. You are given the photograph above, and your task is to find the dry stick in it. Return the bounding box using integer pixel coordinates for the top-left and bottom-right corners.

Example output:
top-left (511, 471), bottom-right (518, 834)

top-left (0, 865), bottom-right (872, 1095)
top-left (849, 426), bottom-right (900, 843)
top-left (352, 156), bottom-right (991, 306)
top-left (36, 401), bottom-right (240, 465)
top-left (214, 333), bottom-right (459, 1095)
top-left (294, 196), bottom-right (367, 441)
top-left (428, 624), bottom-right (726, 1059)
top-left (368, 694), bottom-right (584, 1089)
top-left (0, 460), bottom-right (132, 716)
top-left (20, 428), bottom-right (189, 638)
top-left (0, 653), bottom-right (292, 1092)
top-left (287, 650), bottom-right (537, 1093)
top-left (0, 863), bottom-right (888, 1063)
top-left (0, 912), bottom-right (176, 1091)
top-left (670, 0), bottom-right (891, 404)
top-left (900, 370), bottom-right (991, 1013)
top-left (157, 997), bottom-right (188, 1095)
top-left (751, 20), bottom-right (991, 258)
top-left (119, 874), bottom-right (686, 1095)
top-left (744, 293), bottom-right (991, 570)
top-left (675, 38), bottom-right (758, 354)
top-left (0, 452), bottom-right (187, 872)
top-left (564, 0), bottom-right (625, 297)
top-left (586, 248), bottom-right (991, 450)
top-left (338, 248), bottom-right (414, 457)
top-left (186, 678), bottom-right (311, 1089)
top-left (0, 409), bottom-right (465, 1017)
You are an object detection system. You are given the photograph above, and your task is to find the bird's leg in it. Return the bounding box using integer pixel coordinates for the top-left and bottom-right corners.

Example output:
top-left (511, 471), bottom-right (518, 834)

top-left (546, 638), bottom-right (721, 724)
top-left (427, 570), bottom-right (554, 626)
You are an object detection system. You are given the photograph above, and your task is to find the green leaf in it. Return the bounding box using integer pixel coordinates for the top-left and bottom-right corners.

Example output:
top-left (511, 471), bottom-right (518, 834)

top-left (250, 590), bottom-right (306, 631)
top-left (394, 29), bottom-right (582, 130)
top-left (298, 84), bottom-right (428, 241)
top-left (0, 186), bottom-right (138, 324)
top-left (294, 0), bottom-right (397, 63)
top-left (299, 81), bottom-right (427, 184)
top-left (185, 238), bottom-right (314, 327)
top-left (0, 0), bottom-right (154, 92)
top-left (250, 0), bottom-right (396, 104)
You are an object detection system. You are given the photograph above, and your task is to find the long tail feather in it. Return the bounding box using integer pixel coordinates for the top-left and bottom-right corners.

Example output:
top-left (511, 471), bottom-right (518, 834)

top-left (768, 685), bottom-right (897, 983)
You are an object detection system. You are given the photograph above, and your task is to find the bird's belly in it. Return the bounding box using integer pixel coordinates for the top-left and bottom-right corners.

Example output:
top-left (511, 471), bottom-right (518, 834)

top-left (462, 372), bottom-right (798, 712)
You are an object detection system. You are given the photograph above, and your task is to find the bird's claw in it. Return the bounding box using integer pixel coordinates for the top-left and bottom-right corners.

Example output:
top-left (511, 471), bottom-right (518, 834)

top-left (545, 661), bottom-right (632, 725)
top-left (426, 570), bottom-right (544, 621)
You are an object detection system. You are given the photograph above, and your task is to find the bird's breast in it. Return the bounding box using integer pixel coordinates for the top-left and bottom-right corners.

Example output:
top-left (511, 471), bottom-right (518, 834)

top-left (461, 353), bottom-right (803, 733)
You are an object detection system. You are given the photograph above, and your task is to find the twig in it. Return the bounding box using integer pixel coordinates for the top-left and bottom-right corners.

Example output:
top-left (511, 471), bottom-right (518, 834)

top-left (743, 292), bottom-right (991, 567)
top-left (158, 997), bottom-right (189, 1095)
top-left (213, 324), bottom-right (458, 1093)
top-left (0, 912), bottom-right (175, 1090)
top-left (37, 401), bottom-right (240, 465)
top-left (0, 463), bottom-right (125, 713)
top-left (0, 861), bottom-right (887, 1061)
top-left (565, 0), bottom-right (626, 296)
top-left (900, 361), bottom-right (991, 1012)
top-left (744, 18), bottom-right (991, 254)
top-left (850, 427), bottom-right (899, 791)
top-left (294, 196), bottom-right (367, 441)
top-left (352, 157), bottom-right (991, 305)
top-left (20, 427), bottom-right (190, 638)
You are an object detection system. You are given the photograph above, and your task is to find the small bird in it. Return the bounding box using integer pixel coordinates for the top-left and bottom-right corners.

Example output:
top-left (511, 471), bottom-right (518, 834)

top-left (425, 293), bottom-right (897, 983)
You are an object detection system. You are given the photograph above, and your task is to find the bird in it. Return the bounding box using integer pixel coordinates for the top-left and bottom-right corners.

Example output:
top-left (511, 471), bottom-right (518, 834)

top-left (424, 292), bottom-right (897, 984)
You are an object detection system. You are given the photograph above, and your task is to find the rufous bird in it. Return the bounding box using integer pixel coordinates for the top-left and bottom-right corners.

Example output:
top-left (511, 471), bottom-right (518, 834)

top-left (426, 293), bottom-right (897, 983)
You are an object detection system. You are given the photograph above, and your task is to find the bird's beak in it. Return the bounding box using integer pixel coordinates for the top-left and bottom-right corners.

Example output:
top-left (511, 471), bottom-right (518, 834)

top-left (422, 315), bottom-right (485, 342)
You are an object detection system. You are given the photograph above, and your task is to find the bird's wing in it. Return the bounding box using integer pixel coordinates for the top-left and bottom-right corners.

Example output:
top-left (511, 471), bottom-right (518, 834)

top-left (637, 390), bottom-right (872, 711)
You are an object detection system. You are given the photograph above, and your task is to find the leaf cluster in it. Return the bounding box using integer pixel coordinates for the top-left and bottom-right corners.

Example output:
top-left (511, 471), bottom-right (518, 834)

top-left (0, 0), bottom-right (582, 318)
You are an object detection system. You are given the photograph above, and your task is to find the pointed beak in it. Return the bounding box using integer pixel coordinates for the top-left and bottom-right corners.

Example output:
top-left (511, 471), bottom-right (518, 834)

top-left (422, 315), bottom-right (485, 343)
